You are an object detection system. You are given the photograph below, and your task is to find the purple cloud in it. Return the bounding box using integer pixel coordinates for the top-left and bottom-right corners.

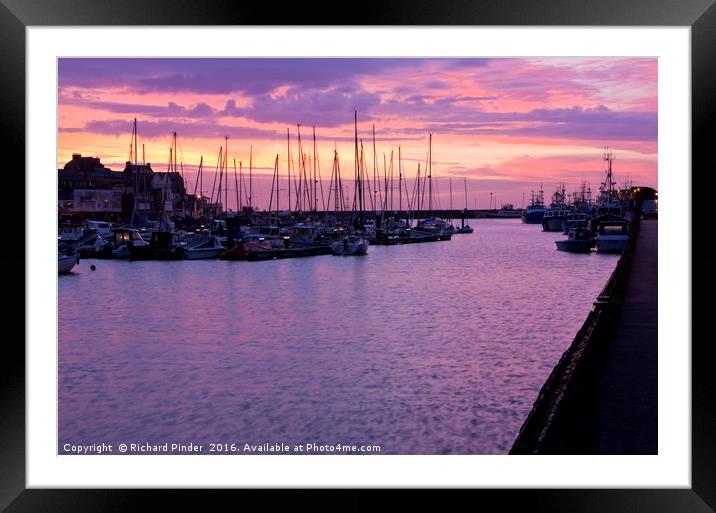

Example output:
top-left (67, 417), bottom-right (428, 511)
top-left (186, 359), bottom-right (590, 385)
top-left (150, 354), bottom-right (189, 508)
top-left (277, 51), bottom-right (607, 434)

top-left (61, 97), bottom-right (216, 118)
top-left (220, 86), bottom-right (381, 127)
top-left (58, 58), bottom-right (475, 96)
top-left (386, 105), bottom-right (657, 143)
top-left (59, 118), bottom-right (284, 142)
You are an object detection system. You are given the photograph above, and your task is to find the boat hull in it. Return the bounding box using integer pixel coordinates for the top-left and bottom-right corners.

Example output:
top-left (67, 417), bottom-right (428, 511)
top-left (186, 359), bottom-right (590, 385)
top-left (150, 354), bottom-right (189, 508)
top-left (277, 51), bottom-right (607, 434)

top-left (219, 240), bottom-right (273, 260)
top-left (331, 238), bottom-right (369, 256)
top-left (521, 210), bottom-right (545, 224)
top-left (58, 253), bottom-right (78, 274)
top-left (555, 240), bottom-right (592, 252)
top-left (185, 247), bottom-right (224, 260)
top-left (542, 217), bottom-right (565, 231)
top-left (595, 236), bottom-right (629, 252)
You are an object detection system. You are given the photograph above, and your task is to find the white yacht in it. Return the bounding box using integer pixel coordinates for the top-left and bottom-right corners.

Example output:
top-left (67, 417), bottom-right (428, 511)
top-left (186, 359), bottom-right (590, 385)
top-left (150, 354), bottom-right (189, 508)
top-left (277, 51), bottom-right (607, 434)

top-left (331, 235), bottom-right (369, 256)
top-left (185, 235), bottom-right (225, 260)
top-left (58, 251), bottom-right (79, 274)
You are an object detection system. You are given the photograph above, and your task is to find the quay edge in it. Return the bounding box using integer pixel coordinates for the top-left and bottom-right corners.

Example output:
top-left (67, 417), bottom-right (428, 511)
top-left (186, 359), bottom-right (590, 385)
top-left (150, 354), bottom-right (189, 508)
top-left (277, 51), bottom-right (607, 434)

top-left (510, 218), bottom-right (657, 455)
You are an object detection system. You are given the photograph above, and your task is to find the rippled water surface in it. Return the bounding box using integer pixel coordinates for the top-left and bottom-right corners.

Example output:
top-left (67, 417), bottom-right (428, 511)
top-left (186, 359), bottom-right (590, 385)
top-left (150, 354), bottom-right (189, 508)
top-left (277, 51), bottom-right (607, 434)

top-left (59, 219), bottom-right (619, 454)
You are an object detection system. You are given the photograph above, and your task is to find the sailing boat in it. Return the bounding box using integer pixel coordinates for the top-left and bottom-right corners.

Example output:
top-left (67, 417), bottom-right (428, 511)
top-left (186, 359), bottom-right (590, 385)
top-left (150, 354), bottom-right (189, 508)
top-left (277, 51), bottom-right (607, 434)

top-left (414, 133), bottom-right (452, 240)
top-left (129, 132), bottom-right (187, 260)
top-left (456, 177), bottom-right (474, 233)
top-left (330, 234), bottom-right (369, 255)
top-left (442, 176), bottom-right (457, 235)
top-left (331, 111), bottom-right (369, 255)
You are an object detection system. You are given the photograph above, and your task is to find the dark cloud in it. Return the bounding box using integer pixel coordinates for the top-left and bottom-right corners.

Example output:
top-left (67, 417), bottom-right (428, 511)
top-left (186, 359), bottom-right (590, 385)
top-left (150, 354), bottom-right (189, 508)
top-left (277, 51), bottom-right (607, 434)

top-left (59, 118), bottom-right (284, 142)
top-left (62, 97), bottom-right (216, 118)
top-left (220, 86), bottom-right (382, 127)
top-left (387, 105), bottom-right (657, 142)
top-left (59, 58), bottom-right (439, 96)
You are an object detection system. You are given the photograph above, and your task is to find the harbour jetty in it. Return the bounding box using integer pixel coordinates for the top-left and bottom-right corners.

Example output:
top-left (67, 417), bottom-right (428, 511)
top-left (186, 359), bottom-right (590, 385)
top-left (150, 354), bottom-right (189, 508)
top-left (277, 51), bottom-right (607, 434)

top-left (510, 218), bottom-right (657, 454)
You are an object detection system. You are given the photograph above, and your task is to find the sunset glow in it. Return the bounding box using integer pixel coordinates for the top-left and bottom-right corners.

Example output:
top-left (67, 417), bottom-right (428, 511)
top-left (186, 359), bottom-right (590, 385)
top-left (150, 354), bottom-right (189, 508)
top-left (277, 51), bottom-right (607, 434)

top-left (58, 58), bottom-right (657, 210)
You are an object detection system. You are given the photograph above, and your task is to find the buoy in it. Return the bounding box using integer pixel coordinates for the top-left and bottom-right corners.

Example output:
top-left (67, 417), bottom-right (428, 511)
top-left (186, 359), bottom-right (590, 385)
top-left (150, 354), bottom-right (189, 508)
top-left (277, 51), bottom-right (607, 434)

top-left (90, 264), bottom-right (96, 271)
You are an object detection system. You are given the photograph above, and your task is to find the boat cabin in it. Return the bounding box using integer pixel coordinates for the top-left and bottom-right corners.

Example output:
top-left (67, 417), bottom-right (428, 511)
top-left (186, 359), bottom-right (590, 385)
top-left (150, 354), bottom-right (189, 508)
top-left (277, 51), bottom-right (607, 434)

top-left (597, 222), bottom-right (629, 236)
top-left (569, 227), bottom-right (591, 240)
top-left (109, 227), bottom-right (145, 246)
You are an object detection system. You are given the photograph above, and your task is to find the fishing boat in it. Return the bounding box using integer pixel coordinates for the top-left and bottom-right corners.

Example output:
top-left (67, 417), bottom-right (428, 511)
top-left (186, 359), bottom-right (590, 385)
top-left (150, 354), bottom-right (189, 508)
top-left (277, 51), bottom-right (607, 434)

top-left (555, 227), bottom-right (593, 253)
top-left (541, 184), bottom-right (569, 231)
top-left (486, 203), bottom-right (523, 218)
top-left (597, 149), bottom-right (623, 216)
top-left (562, 212), bottom-right (589, 234)
top-left (595, 220), bottom-right (630, 253)
top-left (330, 234), bottom-right (369, 256)
top-left (521, 187), bottom-right (546, 224)
top-left (542, 209), bottom-right (569, 232)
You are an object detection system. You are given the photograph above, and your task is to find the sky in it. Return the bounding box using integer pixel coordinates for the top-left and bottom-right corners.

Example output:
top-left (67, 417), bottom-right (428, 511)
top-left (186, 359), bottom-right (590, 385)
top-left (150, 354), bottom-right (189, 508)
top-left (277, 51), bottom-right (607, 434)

top-left (58, 58), bottom-right (657, 211)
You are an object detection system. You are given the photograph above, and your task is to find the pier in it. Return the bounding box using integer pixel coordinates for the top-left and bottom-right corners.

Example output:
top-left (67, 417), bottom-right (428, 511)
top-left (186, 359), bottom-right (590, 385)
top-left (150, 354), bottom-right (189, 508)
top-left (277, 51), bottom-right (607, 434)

top-left (510, 219), bottom-right (657, 454)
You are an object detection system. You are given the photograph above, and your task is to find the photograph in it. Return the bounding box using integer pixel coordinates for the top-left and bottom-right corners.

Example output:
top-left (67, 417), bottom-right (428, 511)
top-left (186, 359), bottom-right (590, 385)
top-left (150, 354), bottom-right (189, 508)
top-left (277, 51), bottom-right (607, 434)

top-left (56, 56), bottom-right (658, 456)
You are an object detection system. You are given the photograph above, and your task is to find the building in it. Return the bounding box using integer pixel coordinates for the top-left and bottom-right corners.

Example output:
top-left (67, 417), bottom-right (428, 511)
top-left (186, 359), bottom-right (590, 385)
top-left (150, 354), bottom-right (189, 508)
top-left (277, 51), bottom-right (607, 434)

top-left (151, 171), bottom-right (187, 218)
top-left (58, 153), bottom-right (125, 197)
top-left (58, 189), bottom-right (124, 219)
top-left (58, 153), bottom-right (192, 223)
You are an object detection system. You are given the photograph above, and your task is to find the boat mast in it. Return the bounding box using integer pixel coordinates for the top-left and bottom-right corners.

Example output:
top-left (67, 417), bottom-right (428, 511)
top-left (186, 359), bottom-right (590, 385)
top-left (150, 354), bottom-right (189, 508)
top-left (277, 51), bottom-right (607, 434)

top-left (193, 155), bottom-right (203, 196)
top-left (389, 151), bottom-right (394, 211)
top-left (313, 125), bottom-right (318, 214)
top-left (449, 176), bottom-right (453, 223)
top-left (268, 154), bottom-right (279, 217)
top-left (383, 151), bottom-right (388, 213)
top-left (416, 163), bottom-right (422, 214)
top-left (428, 133), bottom-right (432, 216)
top-left (249, 144), bottom-right (253, 214)
top-left (398, 147), bottom-right (402, 214)
top-left (296, 124), bottom-right (304, 213)
top-left (211, 146), bottom-right (223, 220)
top-left (233, 158), bottom-right (239, 216)
top-left (286, 128), bottom-right (291, 214)
top-left (224, 136), bottom-right (228, 217)
top-left (372, 124), bottom-right (378, 212)
top-left (354, 111), bottom-right (362, 225)
top-left (129, 118), bottom-right (138, 226)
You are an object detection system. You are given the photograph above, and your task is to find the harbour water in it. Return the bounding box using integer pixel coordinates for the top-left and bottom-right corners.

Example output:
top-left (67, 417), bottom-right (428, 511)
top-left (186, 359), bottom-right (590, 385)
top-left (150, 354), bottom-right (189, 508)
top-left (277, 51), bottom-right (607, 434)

top-left (58, 219), bottom-right (619, 454)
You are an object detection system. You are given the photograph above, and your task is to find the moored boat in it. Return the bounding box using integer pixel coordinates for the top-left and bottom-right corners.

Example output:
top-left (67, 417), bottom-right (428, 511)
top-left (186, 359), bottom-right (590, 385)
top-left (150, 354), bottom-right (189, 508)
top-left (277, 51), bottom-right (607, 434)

top-left (58, 249), bottom-right (79, 274)
top-left (542, 209), bottom-right (569, 232)
top-left (105, 227), bottom-right (149, 259)
top-left (555, 227), bottom-right (593, 253)
top-left (185, 235), bottom-right (225, 260)
top-left (521, 188), bottom-right (546, 224)
top-left (219, 239), bottom-right (274, 260)
top-left (330, 235), bottom-right (369, 256)
top-left (562, 212), bottom-right (589, 234)
top-left (595, 220), bottom-right (630, 252)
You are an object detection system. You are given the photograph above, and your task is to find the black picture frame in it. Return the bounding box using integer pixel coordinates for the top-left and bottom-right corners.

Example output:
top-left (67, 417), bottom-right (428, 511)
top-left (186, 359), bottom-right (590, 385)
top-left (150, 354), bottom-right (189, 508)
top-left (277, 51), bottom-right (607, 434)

top-left (2, 1), bottom-right (711, 510)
